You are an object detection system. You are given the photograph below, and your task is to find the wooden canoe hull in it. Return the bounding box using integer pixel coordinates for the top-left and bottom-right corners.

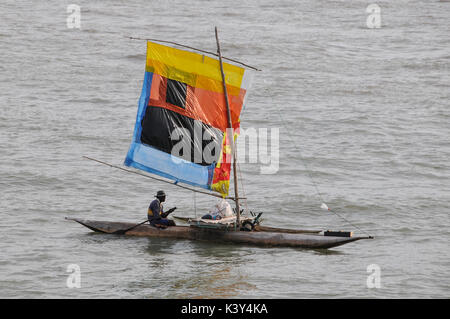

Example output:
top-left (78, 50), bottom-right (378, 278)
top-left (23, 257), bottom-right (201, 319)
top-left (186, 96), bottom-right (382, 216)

top-left (67, 218), bottom-right (370, 249)
top-left (172, 215), bottom-right (322, 234)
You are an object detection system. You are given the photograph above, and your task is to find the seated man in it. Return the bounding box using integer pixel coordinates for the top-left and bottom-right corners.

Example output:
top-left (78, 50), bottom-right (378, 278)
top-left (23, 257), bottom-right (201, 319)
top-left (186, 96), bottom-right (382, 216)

top-left (148, 190), bottom-right (176, 228)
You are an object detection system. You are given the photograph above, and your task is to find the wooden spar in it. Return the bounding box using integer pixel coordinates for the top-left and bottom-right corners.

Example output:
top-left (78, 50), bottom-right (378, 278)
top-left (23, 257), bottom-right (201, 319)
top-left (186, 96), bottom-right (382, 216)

top-left (82, 156), bottom-right (245, 201)
top-left (214, 27), bottom-right (241, 230)
top-left (128, 36), bottom-right (261, 71)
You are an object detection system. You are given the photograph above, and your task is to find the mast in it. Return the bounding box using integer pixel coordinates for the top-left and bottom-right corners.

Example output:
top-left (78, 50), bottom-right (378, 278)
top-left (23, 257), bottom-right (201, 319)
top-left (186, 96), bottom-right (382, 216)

top-left (214, 27), bottom-right (241, 229)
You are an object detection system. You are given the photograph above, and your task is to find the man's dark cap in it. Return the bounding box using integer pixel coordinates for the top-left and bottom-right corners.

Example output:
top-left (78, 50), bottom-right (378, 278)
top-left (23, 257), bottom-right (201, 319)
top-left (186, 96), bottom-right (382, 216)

top-left (155, 190), bottom-right (166, 198)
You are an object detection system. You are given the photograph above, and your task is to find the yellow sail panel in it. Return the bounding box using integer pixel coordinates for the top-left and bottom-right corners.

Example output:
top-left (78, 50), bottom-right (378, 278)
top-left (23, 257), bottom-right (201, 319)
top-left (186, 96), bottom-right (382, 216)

top-left (146, 41), bottom-right (244, 95)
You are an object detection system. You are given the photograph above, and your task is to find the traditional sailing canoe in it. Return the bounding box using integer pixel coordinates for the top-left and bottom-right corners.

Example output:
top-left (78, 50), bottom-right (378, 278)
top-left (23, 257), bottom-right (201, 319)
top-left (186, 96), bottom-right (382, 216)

top-left (74, 30), bottom-right (373, 251)
top-left (67, 218), bottom-right (371, 249)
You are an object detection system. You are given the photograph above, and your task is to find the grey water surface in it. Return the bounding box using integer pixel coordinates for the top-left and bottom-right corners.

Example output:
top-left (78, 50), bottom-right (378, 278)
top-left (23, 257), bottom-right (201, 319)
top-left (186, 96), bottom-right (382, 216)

top-left (0, 0), bottom-right (449, 298)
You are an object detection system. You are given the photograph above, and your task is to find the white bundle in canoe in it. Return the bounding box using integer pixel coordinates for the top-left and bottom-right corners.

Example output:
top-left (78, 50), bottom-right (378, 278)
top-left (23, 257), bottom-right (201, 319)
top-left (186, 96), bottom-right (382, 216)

top-left (187, 199), bottom-right (252, 229)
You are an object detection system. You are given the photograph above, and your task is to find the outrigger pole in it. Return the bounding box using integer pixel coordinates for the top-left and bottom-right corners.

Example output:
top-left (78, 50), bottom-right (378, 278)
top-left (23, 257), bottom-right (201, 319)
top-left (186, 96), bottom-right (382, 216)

top-left (214, 27), bottom-right (241, 229)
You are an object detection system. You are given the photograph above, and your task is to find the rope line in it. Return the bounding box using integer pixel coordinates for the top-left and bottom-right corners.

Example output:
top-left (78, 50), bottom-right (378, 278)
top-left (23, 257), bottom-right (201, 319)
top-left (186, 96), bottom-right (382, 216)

top-left (273, 111), bottom-right (373, 237)
top-left (237, 162), bottom-right (249, 216)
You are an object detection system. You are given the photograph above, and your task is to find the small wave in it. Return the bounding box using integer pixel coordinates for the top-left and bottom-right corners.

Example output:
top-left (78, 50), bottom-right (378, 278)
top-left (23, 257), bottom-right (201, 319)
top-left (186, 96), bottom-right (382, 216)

top-left (124, 54), bottom-right (146, 60)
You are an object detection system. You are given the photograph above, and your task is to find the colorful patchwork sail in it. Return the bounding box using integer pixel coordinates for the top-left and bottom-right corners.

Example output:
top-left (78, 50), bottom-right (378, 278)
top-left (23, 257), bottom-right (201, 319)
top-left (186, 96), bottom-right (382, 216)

top-left (124, 41), bottom-right (253, 196)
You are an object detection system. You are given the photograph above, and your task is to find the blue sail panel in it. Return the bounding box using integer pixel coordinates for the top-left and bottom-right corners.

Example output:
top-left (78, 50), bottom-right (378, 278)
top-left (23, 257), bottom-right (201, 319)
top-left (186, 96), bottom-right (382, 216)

top-left (125, 142), bottom-right (214, 189)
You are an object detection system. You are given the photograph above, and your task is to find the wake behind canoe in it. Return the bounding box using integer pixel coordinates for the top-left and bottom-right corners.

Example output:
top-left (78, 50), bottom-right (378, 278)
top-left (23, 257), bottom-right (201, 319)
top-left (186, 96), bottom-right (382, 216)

top-left (66, 218), bottom-right (371, 249)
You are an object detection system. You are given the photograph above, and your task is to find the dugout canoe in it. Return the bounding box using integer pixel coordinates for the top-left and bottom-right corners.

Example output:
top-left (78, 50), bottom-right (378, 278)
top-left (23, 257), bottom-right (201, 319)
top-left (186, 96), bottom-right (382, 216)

top-left (172, 215), bottom-right (322, 234)
top-left (66, 218), bottom-right (371, 249)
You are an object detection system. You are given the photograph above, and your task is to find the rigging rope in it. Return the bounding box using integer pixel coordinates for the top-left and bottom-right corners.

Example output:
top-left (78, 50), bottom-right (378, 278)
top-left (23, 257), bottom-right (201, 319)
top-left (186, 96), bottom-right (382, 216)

top-left (237, 162), bottom-right (249, 216)
top-left (194, 191), bottom-right (197, 219)
top-left (273, 110), bottom-right (373, 237)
